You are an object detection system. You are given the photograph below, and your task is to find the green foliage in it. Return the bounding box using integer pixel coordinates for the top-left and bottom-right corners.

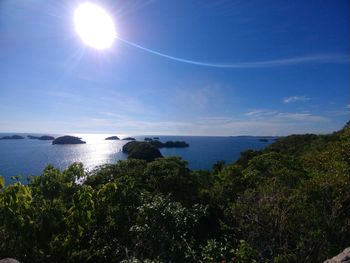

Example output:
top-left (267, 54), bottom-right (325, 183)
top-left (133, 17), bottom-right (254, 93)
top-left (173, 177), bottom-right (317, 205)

top-left (212, 160), bottom-right (225, 174)
top-left (233, 240), bottom-right (258, 263)
top-left (144, 157), bottom-right (199, 205)
top-left (130, 194), bottom-right (206, 262)
top-left (266, 134), bottom-right (319, 156)
top-left (200, 239), bottom-right (233, 263)
top-left (0, 176), bottom-right (4, 189)
top-left (236, 149), bottom-right (261, 168)
top-left (0, 123), bottom-right (349, 262)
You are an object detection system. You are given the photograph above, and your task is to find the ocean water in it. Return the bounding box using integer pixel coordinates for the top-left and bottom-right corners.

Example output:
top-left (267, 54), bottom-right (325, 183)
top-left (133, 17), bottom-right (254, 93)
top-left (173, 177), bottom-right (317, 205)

top-left (0, 133), bottom-right (275, 183)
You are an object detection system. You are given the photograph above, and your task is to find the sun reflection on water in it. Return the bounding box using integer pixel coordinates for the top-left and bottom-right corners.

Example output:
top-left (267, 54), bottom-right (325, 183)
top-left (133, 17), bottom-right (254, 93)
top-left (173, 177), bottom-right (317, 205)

top-left (67, 133), bottom-right (128, 171)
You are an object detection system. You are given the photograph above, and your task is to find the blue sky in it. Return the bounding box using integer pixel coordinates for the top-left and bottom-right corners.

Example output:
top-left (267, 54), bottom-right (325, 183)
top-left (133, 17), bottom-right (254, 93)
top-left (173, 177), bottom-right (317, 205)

top-left (0, 0), bottom-right (349, 135)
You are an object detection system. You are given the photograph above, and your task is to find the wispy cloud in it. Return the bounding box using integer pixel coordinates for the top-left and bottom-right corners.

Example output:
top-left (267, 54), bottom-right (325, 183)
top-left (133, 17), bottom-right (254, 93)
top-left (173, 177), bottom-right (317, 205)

top-left (196, 116), bottom-right (233, 125)
top-left (244, 109), bottom-right (277, 117)
top-left (326, 104), bottom-right (350, 116)
top-left (326, 110), bottom-right (349, 116)
top-left (240, 54), bottom-right (349, 68)
top-left (116, 0), bottom-right (157, 17)
top-left (0, 111), bottom-right (334, 136)
top-left (244, 109), bottom-right (329, 123)
top-left (244, 110), bottom-right (265, 116)
top-left (275, 112), bottom-right (328, 122)
top-left (283, 95), bottom-right (310, 104)
top-left (173, 84), bottom-right (223, 112)
top-left (99, 91), bottom-right (157, 116)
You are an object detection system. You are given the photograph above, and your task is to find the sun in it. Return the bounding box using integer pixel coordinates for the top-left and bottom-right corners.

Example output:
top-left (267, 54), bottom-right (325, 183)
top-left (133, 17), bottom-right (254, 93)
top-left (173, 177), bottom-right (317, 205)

top-left (74, 2), bottom-right (117, 50)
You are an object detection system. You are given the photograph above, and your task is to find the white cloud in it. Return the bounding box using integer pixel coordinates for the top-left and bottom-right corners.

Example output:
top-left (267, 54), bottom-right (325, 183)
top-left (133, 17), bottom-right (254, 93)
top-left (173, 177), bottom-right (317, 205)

top-left (171, 83), bottom-right (225, 113)
top-left (0, 105), bottom-right (333, 136)
top-left (0, 112), bottom-right (334, 136)
top-left (244, 109), bottom-right (329, 123)
top-left (197, 116), bottom-right (232, 123)
top-left (283, 96), bottom-right (310, 104)
top-left (275, 112), bottom-right (328, 122)
top-left (244, 110), bottom-right (265, 116)
top-left (244, 109), bottom-right (277, 117)
top-left (326, 110), bottom-right (349, 116)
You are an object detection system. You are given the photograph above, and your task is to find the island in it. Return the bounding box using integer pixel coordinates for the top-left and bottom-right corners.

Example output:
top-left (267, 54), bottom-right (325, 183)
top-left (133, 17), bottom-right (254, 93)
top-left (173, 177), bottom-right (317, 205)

top-left (122, 137), bottom-right (136, 141)
top-left (52, 135), bottom-right (86, 145)
top-left (122, 140), bottom-right (189, 161)
top-left (144, 137), bottom-right (153, 141)
top-left (28, 135), bottom-right (55, 140)
top-left (153, 137), bottom-right (159, 140)
top-left (259, 138), bottom-right (269, 142)
top-left (122, 141), bottom-right (162, 162)
top-left (105, 136), bottom-right (120, 140)
top-left (39, 136), bottom-right (55, 140)
top-left (150, 140), bottom-right (189, 148)
top-left (0, 135), bottom-right (25, 140)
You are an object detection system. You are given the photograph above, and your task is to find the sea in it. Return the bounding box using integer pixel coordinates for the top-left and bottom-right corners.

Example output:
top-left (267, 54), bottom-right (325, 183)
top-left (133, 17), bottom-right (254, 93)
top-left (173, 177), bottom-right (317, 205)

top-left (0, 133), bottom-right (276, 183)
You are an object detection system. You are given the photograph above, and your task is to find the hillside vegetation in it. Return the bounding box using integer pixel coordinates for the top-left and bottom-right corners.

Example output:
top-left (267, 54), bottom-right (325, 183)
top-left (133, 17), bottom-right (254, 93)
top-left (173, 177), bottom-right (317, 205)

top-left (0, 123), bottom-right (349, 262)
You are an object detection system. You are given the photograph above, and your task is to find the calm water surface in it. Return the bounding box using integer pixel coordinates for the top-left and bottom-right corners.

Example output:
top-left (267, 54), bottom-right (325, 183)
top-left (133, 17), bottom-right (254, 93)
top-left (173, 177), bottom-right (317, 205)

top-left (0, 133), bottom-right (275, 182)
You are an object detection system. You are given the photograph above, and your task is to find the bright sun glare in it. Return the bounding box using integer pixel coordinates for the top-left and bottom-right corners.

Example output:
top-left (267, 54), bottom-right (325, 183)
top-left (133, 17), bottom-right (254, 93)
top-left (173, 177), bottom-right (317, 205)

top-left (74, 2), bottom-right (116, 50)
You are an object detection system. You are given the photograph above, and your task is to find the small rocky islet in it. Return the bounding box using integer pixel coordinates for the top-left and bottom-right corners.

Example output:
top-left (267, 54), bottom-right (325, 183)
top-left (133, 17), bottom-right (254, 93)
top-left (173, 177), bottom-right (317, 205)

top-left (122, 137), bottom-right (136, 141)
top-left (149, 140), bottom-right (189, 148)
top-left (28, 135), bottom-right (55, 140)
top-left (259, 138), bottom-right (269, 142)
top-left (0, 135), bottom-right (25, 140)
top-left (105, 136), bottom-right (120, 140)
top-left (0, 134), bottom-right (55, 140)
top-left (52, 135), bottom-right (86, 145)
